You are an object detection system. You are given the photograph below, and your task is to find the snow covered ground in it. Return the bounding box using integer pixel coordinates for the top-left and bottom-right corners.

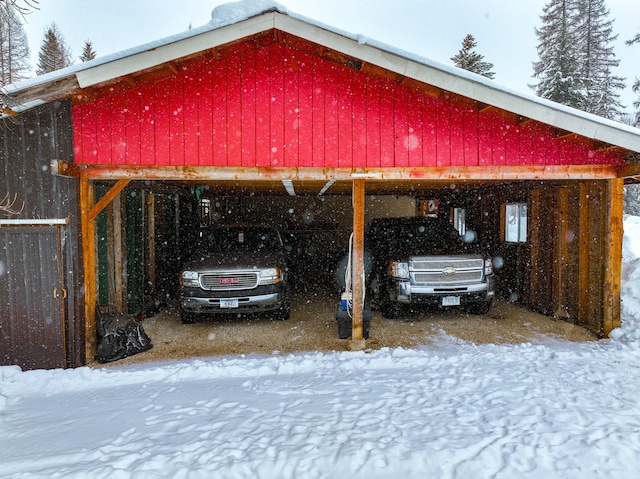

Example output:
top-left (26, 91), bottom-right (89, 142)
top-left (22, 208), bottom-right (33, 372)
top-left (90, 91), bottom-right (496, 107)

top-left (2, 218), bottom-right (640, 478)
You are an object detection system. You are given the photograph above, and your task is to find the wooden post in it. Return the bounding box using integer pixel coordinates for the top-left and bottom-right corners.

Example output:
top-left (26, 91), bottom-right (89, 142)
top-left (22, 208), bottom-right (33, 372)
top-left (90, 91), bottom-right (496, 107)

top-left (81, 178), bottom-right (131, 363)
top-left (79, 176), bottom-right (97, 362)
top-left (578, 182), bottom-right (590, 325)
top-left (112, 193), bottom-right (124, 312)
top-left (147, 193), bottom-right (156, 292)
top-left (349, 178), bottom-right (366, 350)
top-left (529, 189), bottom-right (541, 310)
top-left (554, 187), bottom-right (570, 318)
top-left (603, 178), bottom-right (623, 336)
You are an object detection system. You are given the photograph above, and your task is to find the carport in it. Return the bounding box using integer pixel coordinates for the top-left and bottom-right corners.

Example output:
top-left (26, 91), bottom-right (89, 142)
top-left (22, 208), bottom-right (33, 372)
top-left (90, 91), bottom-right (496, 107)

top-left (3, 5), bottom-right (640, 366)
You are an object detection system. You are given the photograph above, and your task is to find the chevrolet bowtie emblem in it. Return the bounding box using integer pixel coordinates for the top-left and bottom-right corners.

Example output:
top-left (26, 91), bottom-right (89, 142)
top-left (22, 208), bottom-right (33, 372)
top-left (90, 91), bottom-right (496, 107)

top-left (442, 266), bottom-right (456, 275)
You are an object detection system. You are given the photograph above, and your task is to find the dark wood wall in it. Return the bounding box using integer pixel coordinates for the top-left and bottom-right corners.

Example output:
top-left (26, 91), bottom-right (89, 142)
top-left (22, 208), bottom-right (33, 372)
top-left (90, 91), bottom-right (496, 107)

top-left (483, 180), bottom-right (612, 336)
top-left (0, 101), bottom-right (84, 369)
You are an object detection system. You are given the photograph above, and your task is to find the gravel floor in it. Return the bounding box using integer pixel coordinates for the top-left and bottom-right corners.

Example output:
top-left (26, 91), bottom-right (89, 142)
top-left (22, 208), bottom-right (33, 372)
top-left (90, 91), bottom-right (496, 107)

top-left (101, 286), bottom-right (599, 367)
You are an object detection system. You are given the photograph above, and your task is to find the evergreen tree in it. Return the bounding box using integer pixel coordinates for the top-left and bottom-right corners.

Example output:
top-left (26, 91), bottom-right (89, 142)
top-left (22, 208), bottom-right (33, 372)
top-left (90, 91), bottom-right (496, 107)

top-left (451, 34), bottom-right (496, 79)
top-left (532, 0), bottom-right (585, 109)
top-left (79, 39), bottom-right (96, 62)
top-left (36, 22), bottom-right (72, 75)
top-left (574, 0), bottom-right (625, 119)
top-left (0, 4), bottom-right (30, 86)
top-left (626, 29), bottom-right (640, 127)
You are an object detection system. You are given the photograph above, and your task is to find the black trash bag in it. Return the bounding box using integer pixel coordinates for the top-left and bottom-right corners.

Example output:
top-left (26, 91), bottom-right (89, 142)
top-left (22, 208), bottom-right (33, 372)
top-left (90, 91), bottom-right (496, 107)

top-left (95, 309), bottom-right (153, 363)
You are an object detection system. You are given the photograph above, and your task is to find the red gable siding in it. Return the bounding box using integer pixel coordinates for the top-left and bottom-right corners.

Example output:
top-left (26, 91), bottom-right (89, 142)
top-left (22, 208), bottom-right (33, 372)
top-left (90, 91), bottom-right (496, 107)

top-left (72, 42), bottom-right (620, 167)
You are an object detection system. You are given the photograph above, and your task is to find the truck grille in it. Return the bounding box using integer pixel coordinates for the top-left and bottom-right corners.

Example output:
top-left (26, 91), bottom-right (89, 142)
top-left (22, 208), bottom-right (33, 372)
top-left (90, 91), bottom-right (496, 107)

top-left (411, 257), bottom-right (484, 285)
top-left (200, 272), bottom-right (258, 290)
top-left (412, 258), bottom-right (484, 270)
top-left (414, 271), bottom-right (483, 283)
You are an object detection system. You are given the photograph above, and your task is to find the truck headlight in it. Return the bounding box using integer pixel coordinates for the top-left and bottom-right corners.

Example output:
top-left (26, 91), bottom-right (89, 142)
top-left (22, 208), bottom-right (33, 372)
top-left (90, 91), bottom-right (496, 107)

top-left (259, 267), bottom-right (282, 285)
top-left (484, 258), bottom-right (493, 275)
top-left (389, 261), bottom-right (410, 279)
top-left (180, 270), bottom-right (199, 287)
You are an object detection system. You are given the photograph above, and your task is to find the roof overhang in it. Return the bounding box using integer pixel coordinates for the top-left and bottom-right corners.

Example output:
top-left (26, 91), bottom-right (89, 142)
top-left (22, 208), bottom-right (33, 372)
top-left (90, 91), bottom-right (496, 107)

top-left (3, 8), bottom-right (640, 156)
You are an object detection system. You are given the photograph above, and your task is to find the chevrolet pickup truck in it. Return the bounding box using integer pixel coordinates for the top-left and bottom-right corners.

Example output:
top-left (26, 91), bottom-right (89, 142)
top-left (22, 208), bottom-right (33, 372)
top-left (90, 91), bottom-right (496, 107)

top-left (366, 217), bottom-right (495, 318)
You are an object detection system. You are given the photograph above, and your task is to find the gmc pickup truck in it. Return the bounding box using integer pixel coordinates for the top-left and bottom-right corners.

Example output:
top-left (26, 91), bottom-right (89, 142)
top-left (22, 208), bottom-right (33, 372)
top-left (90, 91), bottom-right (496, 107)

top-left (365, 217), bottom-right (495, 318)
top-left (179, 225), bottom-right (290, 323)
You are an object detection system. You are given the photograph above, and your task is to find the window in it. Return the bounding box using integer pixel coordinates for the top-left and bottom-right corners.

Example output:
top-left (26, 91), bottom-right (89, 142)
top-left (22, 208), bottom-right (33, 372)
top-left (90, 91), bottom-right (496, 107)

top-left (451, 207), bottom-right (466, 236)
top-left (199, 198), bottom-right (211, 227)
top-left (503, 203), bottom-right (527, 243)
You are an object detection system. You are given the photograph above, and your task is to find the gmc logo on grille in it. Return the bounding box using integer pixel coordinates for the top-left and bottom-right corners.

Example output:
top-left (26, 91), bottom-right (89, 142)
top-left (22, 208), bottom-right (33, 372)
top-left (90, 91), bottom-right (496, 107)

top-left (219, 278), bottom-right (238, 284)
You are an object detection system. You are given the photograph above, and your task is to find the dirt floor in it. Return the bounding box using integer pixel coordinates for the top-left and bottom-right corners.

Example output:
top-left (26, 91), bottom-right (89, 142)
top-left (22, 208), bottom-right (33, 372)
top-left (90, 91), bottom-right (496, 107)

top-left (101, 286), bottom-right (600, 368)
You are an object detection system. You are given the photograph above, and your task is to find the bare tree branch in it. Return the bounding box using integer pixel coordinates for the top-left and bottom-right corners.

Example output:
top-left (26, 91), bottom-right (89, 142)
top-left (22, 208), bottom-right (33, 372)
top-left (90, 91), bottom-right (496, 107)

top-left (0, 193), bottom-right (25, 216)
top-left (0, 0), bottom-right (39, 19)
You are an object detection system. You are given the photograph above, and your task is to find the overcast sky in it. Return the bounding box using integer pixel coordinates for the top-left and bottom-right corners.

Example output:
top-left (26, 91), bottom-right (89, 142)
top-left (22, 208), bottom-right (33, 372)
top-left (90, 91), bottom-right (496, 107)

top-left (17, 0), bottom-right (640, 114)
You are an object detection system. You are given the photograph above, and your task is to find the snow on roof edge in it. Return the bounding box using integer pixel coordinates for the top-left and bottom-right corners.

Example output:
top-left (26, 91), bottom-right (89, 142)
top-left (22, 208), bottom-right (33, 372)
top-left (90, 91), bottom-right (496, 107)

top-left (1, 0), bottom-right (639, 139)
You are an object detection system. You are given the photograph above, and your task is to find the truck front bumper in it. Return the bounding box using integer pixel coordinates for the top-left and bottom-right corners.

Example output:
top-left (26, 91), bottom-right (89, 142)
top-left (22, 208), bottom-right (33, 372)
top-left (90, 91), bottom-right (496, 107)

top-left (393, 277), bottom-right (494, 305)
top-left (180, 292), bottom-right (283, 314)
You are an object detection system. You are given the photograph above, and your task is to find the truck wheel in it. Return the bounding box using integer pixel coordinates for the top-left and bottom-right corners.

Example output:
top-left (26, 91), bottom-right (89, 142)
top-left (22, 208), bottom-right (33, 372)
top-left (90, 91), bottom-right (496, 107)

top-left (465, 301), bottom-right (492, 315)
top-left (367, 274), bottom-right (382, 310)
top-left (180, 309), bottom-right (196, 324)
top-left (274, 299), bottom-right (291, 321)
top-left (381, 300), bottom-right (404, 319)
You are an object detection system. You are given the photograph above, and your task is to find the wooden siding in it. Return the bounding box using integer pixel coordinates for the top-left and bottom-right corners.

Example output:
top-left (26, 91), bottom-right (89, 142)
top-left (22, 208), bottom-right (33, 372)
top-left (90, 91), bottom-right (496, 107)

top-left (485, 180), bottom-right (614, 336)
top-left (72, 42), bottom-right (622, 169)
top-left (0, 101), bottom-right (84, 370)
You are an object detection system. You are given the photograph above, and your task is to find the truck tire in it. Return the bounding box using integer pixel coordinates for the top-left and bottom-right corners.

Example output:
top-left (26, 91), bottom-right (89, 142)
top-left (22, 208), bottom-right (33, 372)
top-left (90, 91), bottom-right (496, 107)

top-left (273, 297), bottom-right (291, 321)
top-left (180, 309), bottom-right (196, 324)
top-left (465, 300), bottom-right (492, 315)
top-left (380, 300), bottom-right (405, 319)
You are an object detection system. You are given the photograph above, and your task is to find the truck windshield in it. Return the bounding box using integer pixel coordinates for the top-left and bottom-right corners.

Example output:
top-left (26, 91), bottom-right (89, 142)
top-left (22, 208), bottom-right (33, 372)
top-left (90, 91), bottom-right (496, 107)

top-left (199, 227), bottom-right (282, 253)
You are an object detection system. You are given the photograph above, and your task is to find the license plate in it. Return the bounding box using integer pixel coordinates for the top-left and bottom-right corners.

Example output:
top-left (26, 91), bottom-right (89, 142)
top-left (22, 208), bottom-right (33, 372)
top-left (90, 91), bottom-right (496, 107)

top-left (442, 296), bottom-right (460, 306)
top-left (220, 298), bottom-right (239, 309)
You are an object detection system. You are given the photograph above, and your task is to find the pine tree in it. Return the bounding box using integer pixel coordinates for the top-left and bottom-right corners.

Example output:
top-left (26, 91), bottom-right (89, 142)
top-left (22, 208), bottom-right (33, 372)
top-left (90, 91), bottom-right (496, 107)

top-left (532, 0), bottom-right (585, 109)
top-left (451, 34), bottom-right (496, 79)
top-left (0, 4), bottom-right (30, 86)
top-left (574, 0), bottom-right (625, 119)
top-left (36, 22), bottom-right (72, 75)
top-left (79, 39), bottom-right (96, 62)
top-left (626, 30), bottom-right (640, 127)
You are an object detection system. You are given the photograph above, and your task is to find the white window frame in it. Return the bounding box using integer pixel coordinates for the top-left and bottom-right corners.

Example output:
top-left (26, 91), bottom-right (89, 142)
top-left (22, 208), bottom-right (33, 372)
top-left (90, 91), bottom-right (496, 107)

top-left (503, 203), bottom-right (527, 243)
top-left (451, 207), bottom-right (466, 236)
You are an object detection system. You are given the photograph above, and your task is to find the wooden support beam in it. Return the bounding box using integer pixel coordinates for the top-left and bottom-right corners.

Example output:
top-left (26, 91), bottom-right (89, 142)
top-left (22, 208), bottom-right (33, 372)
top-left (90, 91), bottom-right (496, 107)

top-left (79, 176), bottom-right (97, 362)
top-left (617, 159), bottom-right (640, 178)
top-left (603, 178), bottom-right (623, 336)
top-left (529, 189), bottom-right (541, 310)
top-left (88, 178), bottom-right (130, 221)
top-left (147, 193), bottom-right (156, 292)
top-left (349, 179), bottom-right (366, 349)
top-left (80, 177), bottom-right (132, 362)
top-left (51, 160), bottom-right (80, 178)
top-left (112, 193), bottom-right (124, 312)
top-left (554, 187), bottom-right (570, 318)
top-left (578, 183), bottom-right (590, 325)
top-left (77, 165), bottom-right (619, 182)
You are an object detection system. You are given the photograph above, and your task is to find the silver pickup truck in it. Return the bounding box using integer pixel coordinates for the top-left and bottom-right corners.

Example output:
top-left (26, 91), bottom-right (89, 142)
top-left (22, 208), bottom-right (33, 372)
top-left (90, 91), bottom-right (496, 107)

top-left (178, 225), bottom-right (290, 323)
top-left (366, 217), bottom-right (495, 318)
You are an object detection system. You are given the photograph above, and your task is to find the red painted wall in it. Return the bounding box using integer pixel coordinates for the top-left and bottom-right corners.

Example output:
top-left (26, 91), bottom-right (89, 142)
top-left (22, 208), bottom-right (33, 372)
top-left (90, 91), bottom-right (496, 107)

top-left (72, 42), bottom-right (620, 167)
